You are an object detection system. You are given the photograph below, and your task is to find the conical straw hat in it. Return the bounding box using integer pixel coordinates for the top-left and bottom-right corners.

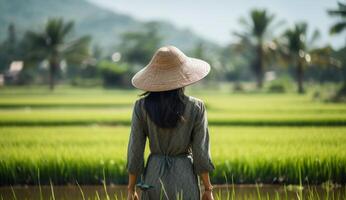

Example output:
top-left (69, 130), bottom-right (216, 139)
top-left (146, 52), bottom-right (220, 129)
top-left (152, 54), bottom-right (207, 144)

top-left (131, 45), bottom-right (210, 92)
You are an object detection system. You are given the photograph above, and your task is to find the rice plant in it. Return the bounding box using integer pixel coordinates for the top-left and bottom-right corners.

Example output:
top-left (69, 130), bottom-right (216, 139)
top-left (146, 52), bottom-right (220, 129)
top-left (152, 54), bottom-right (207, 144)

top-left (0, 126), bottom-right (345, 185)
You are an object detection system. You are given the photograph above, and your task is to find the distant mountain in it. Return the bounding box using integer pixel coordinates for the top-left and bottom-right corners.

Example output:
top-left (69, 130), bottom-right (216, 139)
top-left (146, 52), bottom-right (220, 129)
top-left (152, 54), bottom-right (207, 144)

top-left (0, 0), bottom-right (218, 52)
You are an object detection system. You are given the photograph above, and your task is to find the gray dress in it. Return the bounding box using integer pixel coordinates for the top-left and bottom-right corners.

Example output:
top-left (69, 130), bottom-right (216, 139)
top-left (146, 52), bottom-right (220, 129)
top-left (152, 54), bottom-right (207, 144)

top-left (126, 95), bottom-right (215, 200)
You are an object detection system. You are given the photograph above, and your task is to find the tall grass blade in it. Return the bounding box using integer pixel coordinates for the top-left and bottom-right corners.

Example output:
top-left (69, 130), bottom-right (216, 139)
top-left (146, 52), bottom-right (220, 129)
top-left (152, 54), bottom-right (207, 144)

top-left (223, 171), bottom-right (230, 200)
top-left (298, 165), bottom-right (303, 200)
top-left (10, 186), bottom-right (17, 200)
top-left (37, 168), bottom-right (43, 200)
top-left (231, 175), bottom-right (235, 200)
top-left (49, 179), bottom-right (55, 200)
top-left (256, 183), bottom-right (262, 200)
top-left (95, 191), bottom-right (100, 200)
top-left (76, 181), bottom-right (86, 200)
top-left (159, 178), bottom-right (169, 200)
top-left (102, 168), bottom-right (110, 200)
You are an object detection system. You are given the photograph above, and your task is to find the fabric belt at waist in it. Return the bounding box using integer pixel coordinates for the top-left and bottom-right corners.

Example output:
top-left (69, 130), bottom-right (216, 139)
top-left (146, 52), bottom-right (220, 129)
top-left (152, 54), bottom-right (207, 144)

top-left (138, 153), bottom-right (192, 191)
top-left (146, 152), bottom-right (192, 177)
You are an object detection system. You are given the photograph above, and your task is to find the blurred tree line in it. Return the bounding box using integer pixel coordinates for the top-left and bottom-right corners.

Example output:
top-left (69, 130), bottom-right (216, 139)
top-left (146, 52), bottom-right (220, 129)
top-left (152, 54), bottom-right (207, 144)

top-left (0, 3), bottom-right (345, 98)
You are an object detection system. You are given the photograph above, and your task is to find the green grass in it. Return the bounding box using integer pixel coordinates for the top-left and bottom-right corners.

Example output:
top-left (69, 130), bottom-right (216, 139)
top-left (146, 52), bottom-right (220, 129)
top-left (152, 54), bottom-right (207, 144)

top-left (0, 86), bottom-right (345, 189)
top-left (0, 126), bottom-right (345, 185)
top-left (0, 88), bottom-right (345, 126)
top-left (1, 108), bottom-right (345, 126)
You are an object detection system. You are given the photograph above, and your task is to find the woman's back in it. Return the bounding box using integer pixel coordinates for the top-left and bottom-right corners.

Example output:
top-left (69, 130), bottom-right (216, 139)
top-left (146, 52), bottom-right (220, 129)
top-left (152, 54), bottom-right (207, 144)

top-left (127, 95), bottom-right (214, 199)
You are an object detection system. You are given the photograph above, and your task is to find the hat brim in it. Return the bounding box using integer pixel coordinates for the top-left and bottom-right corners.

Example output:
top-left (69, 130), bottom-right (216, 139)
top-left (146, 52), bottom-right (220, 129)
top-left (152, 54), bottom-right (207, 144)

top-left (131, 57), bottom-right (210, 92)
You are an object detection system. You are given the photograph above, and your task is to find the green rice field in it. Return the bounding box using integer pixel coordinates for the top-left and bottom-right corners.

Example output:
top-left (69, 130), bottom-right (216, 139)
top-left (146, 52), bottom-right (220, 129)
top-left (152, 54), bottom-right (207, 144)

top-left (1, 126), bottom-right (346, 185)
top-left (0, 86), bottom-right (345, 188)
top-left (0, 87), bottom-right (345, 126)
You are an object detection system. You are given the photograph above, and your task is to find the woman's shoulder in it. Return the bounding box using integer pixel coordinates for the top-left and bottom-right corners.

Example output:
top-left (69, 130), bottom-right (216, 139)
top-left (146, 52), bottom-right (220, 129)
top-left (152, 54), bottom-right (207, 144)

top-left (134, 96), bottom-right (146, 105)
top-left (133, 97), bottom-right (146, 115)
top-left (185, 95), bottom-right (205, 110)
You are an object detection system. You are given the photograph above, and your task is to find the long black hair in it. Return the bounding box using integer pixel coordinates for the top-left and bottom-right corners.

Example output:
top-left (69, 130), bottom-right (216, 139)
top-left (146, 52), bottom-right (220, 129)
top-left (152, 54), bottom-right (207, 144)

top-left (140, 87), bottom-right (186, 129)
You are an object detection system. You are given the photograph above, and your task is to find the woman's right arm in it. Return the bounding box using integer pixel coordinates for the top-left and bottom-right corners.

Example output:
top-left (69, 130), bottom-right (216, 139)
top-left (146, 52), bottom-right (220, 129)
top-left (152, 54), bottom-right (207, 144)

top-left (191, 101), bottom-right (215, 200)
top-left (200, 172), bottom-right (214, 200)
top-left (127, 173), bottom-right (139, 200)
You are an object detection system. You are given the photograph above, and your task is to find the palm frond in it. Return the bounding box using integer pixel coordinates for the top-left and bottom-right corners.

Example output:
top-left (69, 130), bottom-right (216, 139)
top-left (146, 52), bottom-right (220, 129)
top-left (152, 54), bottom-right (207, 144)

top-left (330, 21), bottom-right (346, 34)
top-left (61, 21), bottom-right (74, 37)
top-left (45, 18), bottom-right (63, 46)
top-left (23, 18), bottom-right (90, 65)
top-left (63, 35), bottom-right (91, 63)
top-left (232, 31), bottom-right (255, 48)
top-left (328, 2), bottom-right (346, 17)
top-left (268, 19), bottom-right (286, 31)
top-left (308, 29), bottom-right (321, 48)
top-left (23, 31), bottom-right (50, 60)
top-left (238, 17), bottom-right (251, 30)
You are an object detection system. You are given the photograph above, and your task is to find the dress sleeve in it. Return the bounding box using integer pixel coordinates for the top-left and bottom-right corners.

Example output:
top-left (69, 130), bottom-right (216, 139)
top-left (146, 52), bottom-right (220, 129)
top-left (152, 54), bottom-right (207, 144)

top-left (191, 101), bottom-right (215, 174)
top-left (126, 99), bottom-right (147, 175)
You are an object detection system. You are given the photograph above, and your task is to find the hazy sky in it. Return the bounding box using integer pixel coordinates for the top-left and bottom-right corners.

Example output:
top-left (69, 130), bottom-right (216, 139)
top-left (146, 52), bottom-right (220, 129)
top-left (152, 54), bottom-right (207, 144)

top-left (89, 0), bottom-right (345, 49)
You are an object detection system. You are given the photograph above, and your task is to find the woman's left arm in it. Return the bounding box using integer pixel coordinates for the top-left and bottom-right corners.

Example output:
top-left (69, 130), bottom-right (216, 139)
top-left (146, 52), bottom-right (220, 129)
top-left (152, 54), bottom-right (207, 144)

top-left (126, 100), bottom-right (147, 199)
top-left (126, 100), bottom-right (147, 174)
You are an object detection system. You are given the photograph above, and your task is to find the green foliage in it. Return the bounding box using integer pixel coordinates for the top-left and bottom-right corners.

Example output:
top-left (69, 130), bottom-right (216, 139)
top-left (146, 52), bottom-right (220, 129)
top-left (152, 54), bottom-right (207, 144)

top-left (1, 2), bottom-right (345, 88)
top-left (23, 18), bottom-right (91, 90)
top-left (97, 60), bottom-right (132, 88)
top-left (328, 2), bottom-right (346, 35)
top-left (282, 23), bottom-right (308, 54)
top-left (267, 83), bottom-right (286, 93)
top-left (98, 61), bottom-right (128, 74)
top-left (265, 77), bottom-right (292, 93)
top-left (220, 45), bottom-right (254, 82)
top-left (233, 82), bottom-right (245, 92)
top-left (234, 9), bottom-right (280, 88)
top-left (70, 78), bottom-right (102, 88)
top-left (120, 22), bottom-right (162, 65)
top-left (0, 24), bottom-right (19, 73)
top-left (249, 10), bottom-right (275, 39)
top-left (279, 22), bottom-right (338, 94)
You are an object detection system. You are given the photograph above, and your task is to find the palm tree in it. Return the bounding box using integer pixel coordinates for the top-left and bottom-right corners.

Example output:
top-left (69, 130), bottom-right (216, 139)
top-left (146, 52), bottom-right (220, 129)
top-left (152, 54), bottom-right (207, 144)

top-left (0, 23), bottom-right (19, 73)
top-left (281, 23), bottom-right (337, 94)
top-left (328, 2), bottom-right (346, 100)
top-left (328, 2), bottom-right (346, 36)
top-left (282, 23), bottom-right (310, 93)
top-left (234, 9), bottom-right (281, 89)
top-left (25, 18), bottom-right (91, 90)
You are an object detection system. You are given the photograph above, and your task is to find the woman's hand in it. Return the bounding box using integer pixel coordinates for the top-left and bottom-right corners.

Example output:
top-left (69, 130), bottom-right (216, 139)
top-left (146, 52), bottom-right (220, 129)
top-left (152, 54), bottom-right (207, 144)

top-left (127, 174), bottom-right (138, 200)
top-left (127, 189), bottom-right (139, 200)
top-left (200, 173), bottom-right (214, 200)
top-left (202, 190), bottom-right (214, 200)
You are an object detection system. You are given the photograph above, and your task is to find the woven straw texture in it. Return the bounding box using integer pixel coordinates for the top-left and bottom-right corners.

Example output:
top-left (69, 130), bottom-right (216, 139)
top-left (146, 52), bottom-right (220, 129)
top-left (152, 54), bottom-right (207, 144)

top-left (131, 46), bottom-right (210, 91)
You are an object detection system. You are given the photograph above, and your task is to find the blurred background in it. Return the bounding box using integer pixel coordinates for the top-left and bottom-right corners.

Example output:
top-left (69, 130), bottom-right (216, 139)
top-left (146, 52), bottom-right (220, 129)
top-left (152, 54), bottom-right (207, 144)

top-left (0, 0), bottom-right (346, 199)
top-left (0, 0), bottom-right (345, 96)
